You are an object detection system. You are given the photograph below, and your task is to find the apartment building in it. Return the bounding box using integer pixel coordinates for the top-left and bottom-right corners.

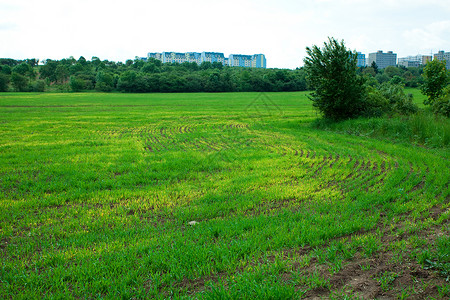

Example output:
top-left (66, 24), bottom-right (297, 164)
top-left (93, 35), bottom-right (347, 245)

top-left (356, 52), bottom-right (366, 67)
top-left (398, 55), bottom-right (431, 68)
top-left (434, 51), bottom-right (450, 69)
top-left (368, 51), bottom-right (397, 69)
top-left (146, 51), bottom-right (266, 68)
top-left (252, 54), bottom-right (267, 68)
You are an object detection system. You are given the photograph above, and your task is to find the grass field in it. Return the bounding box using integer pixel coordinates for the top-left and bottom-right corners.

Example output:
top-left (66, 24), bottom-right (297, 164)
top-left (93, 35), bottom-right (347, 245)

top-left (0, 91), bottom-right (449, 299)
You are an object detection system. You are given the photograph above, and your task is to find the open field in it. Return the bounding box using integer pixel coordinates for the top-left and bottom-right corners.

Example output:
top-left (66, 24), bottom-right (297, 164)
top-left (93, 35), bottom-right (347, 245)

top-left (0, 91), bottom-right (449, 299)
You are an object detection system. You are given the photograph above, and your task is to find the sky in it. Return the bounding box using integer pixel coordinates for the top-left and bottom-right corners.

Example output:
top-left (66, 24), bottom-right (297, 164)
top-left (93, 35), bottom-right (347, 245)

top-left (1, 0), bottom-right (450, 69)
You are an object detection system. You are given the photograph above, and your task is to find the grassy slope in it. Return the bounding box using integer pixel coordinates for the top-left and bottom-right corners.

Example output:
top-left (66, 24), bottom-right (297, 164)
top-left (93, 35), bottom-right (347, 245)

top-left (0, 91), bottom-right (449, 299)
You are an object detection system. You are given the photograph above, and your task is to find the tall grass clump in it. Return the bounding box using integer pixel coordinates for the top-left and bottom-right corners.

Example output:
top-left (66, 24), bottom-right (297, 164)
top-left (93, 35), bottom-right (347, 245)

top-left (312, 110), bottom-right (450, 148)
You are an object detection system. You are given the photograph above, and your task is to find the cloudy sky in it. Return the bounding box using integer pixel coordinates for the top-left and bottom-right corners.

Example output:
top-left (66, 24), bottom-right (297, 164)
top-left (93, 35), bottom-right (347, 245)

top-left (1, 0), bottom-right (449, 69)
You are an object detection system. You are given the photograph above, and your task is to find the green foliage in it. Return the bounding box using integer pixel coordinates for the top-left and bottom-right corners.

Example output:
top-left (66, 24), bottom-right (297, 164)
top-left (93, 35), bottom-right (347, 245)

top-left (420, 236), bottom-right (450, 281)
top-left (304, 37), bottom-right (366, 120)
top-left (5, 57), bottom-right (309, 93)
top-left (362, 67), bottom-right (376, 77)
top-left (364, 86), bottom-right (390, 117)
top-left (312, 110), bottom-right (450, 148)
top-left (31, 80), bottom-right (45, 92)
top-left (69, 75), bottom-right (87, 92)
top-left (12, 62), bottom-right (33, 77)
top-left (432, 86), bottom-right (450, 117)
top-left (378, 82), bottom-right (418, 115)
top-left (375, 73), bottom-right (390, 84)
top-left (55, 64), bottom-right (69, 83)
top-left (0, 73), bottom-right (9, 92)
top-left (39, 59), bottom-right (58, 82)
top-left (390, 75), bottom-right (404, 85)
top-left (362, 83), bottom-right (418, 117)
top-left (0, 64), bottom-right (12, 75)
top-left (117, 71), bottom-right (144, 92)
top-left (95, 71), bottom-right (115, 92)
top-left (376, 271), bottom-right (399, 291)
top-left (421, 59), bottom-right (449, 106)
top-left (384, 66), bottom-right (401, 78)
top-left (371, 61), bottom-right (379, 74)
top-left (10, 72), bottom-right (29, 92)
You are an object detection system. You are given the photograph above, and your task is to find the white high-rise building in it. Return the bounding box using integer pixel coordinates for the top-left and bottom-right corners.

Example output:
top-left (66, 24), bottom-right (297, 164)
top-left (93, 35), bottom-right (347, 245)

top-left (398, 55), bottom-right (431, 68)
top-left (434, 51), bottom-right (450, 69)
top-left (368, 51), bottom-right (397, 69)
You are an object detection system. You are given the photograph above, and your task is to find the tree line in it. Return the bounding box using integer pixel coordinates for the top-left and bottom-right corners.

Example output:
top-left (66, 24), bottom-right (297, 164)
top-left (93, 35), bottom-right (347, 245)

top-left (0, 57), bottom-right (307, 93)
top-left (0, 56), bottom-right (428, 94)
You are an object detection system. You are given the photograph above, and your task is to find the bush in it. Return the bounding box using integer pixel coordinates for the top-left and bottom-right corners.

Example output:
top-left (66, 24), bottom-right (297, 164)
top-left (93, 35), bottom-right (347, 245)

top-left (363, 86), bottom-right (390, 117)
top-left (95, 81), bottom-right (113, 92)
top-left (31, 80), bottom-right (45, 92)
top-left (421, 59), bottom-right (449, 106)
top-left (432, 86), bottom-right (450, 117)
top-left (11, 72), bottom-right (29, 92)
top-left (390, 75), bottom-right (404, 85)
top-left (0, 73), bottom-right (9, 92)
top-left (304, 37), bottom-right (366, 120)
top-left (69, 76), bottom-right (86, 92)
top-left (312, 110), bottom-right (449, 148)
top-left (375, 83), bottom-right (418, 115)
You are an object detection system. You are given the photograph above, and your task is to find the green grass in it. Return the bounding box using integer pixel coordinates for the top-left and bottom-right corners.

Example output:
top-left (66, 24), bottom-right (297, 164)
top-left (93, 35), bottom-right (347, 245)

top-left (0, 91), bottom-right (449, 299)
top-left (312, 111), bottom-right (450, 148)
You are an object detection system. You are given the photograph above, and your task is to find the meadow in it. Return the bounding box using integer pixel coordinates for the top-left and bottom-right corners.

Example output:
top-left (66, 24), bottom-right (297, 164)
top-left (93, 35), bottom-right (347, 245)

top-left (0, 91), bottom-right (449, 299)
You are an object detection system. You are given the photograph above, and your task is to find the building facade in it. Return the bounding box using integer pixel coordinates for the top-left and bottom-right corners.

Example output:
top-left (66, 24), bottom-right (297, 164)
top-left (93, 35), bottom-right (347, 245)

top-left (229, 54), bottom-right (252, 67)
top-left (186, 52), bottom-right (202, 64)
top-left (146, 51), bottom-right (266, 68)
top-left (356, 52), bottom-right (366, 67)
top-left (434, 51), bottom-right (450, 69)
top-left (148, 52), bottom-right (162, 61)
top-left (368, 51), bottom-right (397, 69)
top-left (252, 54), bottom-right (267, 68)
top-left (398, 55), bottom-right (431, 68)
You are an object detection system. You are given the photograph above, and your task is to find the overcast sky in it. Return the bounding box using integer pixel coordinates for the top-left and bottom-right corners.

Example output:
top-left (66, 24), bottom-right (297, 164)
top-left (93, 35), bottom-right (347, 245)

top-left (1, 0), bottom-right (449, 69)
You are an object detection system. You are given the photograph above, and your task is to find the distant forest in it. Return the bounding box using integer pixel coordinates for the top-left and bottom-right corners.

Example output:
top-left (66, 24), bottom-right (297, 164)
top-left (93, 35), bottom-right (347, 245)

top-left (0, 57), bottom-right (425, 93)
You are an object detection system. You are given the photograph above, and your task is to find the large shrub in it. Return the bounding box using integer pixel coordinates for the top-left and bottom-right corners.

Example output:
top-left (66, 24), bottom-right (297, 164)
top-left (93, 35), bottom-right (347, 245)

top-left (304, 38), bottom-right (366, 120)
top-left (421, 59), bottom-right (449, 106)
top-left (378, 83), bottom-right (418, 115)
top-left (11, 72), bottom-right (29, 92)
top-left (0, 73), bottom-right (9, 92)
top-left (433, 86), bottom-right (450, 117)
top-left (69, 76), bottom-right (87, 92)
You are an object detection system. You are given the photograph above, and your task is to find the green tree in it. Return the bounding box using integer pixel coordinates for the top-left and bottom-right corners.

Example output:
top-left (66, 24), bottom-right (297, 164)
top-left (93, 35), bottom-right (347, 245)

top-left (12, 63), bottom-right (34, 80)
top-left (39, 60), bottom-right (58, 82)
top-left (0, 73), bottom-right (10, 92)
top-left (432, 86), bottom-right (450, 116)
top-left (384, 66), bottom-right (401, 78)
top-left (69, 75), bottom-right (86, 92)
top-left (362, 67), bottom-right (376, 77)
top-left (303, 37), bottom-right (366, 120)
top-left (11, 73), bottom-right (29, 91)
top-left (421, 59), bottom-right (449, 106)
top-left (371, 61), bottom-right (379, 74)
top-left (26, 58), bottom-right (39, 67)
top-left (200, 61), bottom-right (213, 70)
top-left (95, 71), bottom-right (115, 92)
top-left (31, 80), bottom-right (45, 92)
top-left (390, 75), bottom-right (404, 85)
top-left (141, 63), bottom-right (160, 74)
top-left (0, 65), bottom-right (12, 75)
top-left (55, 65), bottom-right (69, 83)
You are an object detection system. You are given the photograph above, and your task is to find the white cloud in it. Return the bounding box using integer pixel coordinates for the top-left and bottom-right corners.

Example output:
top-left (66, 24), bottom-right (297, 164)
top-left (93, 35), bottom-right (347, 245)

top-left (1, 0), bottom-right (450, 68)
top-left (403, 21), bottom-right (450, 55)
